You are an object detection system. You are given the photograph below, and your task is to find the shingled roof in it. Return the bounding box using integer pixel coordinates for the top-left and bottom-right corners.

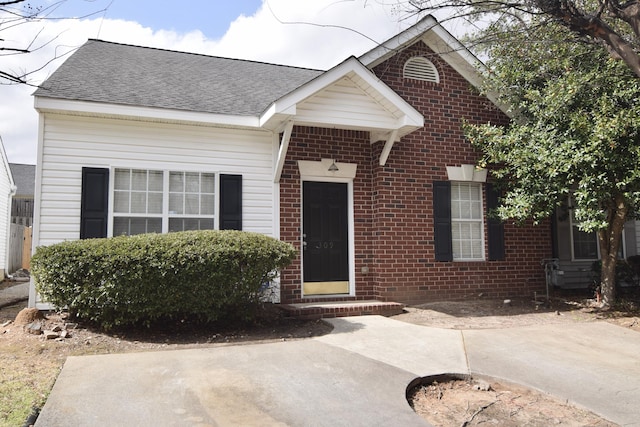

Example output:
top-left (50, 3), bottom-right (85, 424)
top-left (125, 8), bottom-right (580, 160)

top-left (9, 163), bottom-right (35, 198)
top-left (34, 40), bottom-right (323, 116)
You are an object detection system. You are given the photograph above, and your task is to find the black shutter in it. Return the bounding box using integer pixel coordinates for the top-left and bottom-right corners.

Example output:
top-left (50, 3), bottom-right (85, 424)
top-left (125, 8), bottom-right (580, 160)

top-left (486, 183), bottom-right (505, 261)
top-left (220, 174), bottom-right (242, 230)
top-left (433, 181), bottom-right (453, 262)
top-left (80, 167), bottom-right (109, 239)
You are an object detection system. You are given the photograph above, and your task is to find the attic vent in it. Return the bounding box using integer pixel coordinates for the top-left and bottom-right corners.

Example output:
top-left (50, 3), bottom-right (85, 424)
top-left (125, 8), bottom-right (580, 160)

top-left (403, 57), bottom-right (439, 83)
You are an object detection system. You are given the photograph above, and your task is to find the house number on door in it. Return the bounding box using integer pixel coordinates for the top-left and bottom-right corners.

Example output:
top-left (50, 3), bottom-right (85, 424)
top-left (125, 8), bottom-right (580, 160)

top-left (315, 242), bottom-right (334, 249)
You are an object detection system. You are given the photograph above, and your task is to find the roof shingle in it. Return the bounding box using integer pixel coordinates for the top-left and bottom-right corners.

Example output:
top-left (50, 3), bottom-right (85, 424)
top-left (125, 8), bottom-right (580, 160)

top-left (34, 40), bottom-right (323, 116)
top-left (9, 163), bottom-right (35, 198)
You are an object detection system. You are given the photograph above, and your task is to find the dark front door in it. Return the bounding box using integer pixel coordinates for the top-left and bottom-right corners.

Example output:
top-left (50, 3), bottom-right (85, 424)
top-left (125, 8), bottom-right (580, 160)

top-left (302, 181), bottom-right (349, 295)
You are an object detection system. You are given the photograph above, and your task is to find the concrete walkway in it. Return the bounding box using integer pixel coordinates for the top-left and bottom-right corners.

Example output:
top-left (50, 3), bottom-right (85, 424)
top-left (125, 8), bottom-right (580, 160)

top-left (0, 281), bottom-right (29, 308)
top-left (35, 316), bottom-right (640, 427)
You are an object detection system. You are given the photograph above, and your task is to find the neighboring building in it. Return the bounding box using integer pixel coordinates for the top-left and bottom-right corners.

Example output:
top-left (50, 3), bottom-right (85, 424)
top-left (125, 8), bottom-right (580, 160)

top-left (9, 163), bottom-right (35, 226)
top-left (0, 139), bottom-right (15, 280)
top-left (30, 16), bottom-right (622, 310)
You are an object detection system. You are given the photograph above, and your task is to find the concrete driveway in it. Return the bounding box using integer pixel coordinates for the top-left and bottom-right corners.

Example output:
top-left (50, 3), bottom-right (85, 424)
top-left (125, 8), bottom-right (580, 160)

top-left (35, 316), bottom-right (640, 426)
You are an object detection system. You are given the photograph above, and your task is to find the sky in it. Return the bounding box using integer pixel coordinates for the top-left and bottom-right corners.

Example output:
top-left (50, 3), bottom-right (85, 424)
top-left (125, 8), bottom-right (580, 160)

top-left (0, 0), bottom-right (444, 165)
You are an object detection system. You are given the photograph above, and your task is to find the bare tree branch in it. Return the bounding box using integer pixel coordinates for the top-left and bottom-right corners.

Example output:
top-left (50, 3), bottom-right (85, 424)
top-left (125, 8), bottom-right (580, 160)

top-left (0, 0), bottom-right (110, 85)
top-left (404, 0), bottom-right (640, 77)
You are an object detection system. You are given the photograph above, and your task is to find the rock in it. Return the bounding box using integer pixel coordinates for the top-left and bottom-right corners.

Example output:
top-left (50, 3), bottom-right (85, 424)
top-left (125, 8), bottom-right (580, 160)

top-left (1, 320), bottom-right (11, 327)
top-left (472, 380), bottom-right (492, 391)
top-left (12, 268), bottom-right (30, 278)
top-left (14, 308), bottom-right (45, 326)
top-left (43, 330), bottom-right (59, 340)
top-left (65, 322), bottom-right (78, 330)
top-left (51, 325), bottom-right (63, 333)
top-left (503, 299), bottom-right (511, 306)
top-left (26, 321), bottom-right (43, 335)
top-left (60, 330), bottom-right (71, 339)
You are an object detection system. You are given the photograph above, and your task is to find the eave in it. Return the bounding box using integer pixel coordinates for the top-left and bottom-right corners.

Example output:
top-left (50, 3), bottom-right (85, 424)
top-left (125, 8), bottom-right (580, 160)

top-left (34, 97), bottom-right (261, 129)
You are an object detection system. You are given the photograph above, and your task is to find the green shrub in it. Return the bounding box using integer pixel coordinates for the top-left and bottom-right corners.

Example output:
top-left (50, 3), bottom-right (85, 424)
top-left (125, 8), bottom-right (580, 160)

top-left (590, 258), bottom-right (638, 292)
top-left (31, 230), bottom-right (296, 329)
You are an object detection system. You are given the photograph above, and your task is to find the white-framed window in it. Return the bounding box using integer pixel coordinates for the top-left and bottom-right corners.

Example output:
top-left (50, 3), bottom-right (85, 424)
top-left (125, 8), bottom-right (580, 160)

top-left (451, 182), bottom-right (485, 260)
top-left (168, 171), bottom-right (216, 232)
top-left (569, 209), bottom-right (625, 260)
top-left (112, 168), bottom-right (216, 236)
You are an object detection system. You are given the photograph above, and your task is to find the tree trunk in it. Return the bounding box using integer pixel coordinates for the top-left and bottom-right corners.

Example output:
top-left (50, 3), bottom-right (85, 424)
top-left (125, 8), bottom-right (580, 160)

top-left (597, 195), bottom-right (628, 307)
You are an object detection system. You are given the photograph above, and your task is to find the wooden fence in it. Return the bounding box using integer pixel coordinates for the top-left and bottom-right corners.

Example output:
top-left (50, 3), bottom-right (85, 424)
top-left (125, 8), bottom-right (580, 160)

top-left (8, 223), bottom-right (32, 274)
top-left (11, 198), bottom-right (33, 227)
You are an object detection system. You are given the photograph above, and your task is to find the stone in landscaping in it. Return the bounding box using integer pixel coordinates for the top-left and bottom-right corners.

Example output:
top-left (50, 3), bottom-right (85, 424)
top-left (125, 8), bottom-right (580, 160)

top-left (473, 380), bottom-right (492, 391)
top-left (51, 325), bottom-right (63, 332)
top-left (26, 321), bottom-right (43, 335)
top-left (43, 330), bottom-right (59, 340)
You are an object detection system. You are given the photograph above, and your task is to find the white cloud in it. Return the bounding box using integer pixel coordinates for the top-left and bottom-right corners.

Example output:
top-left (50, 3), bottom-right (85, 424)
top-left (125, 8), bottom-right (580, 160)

top-left (0, 0), bottom-right (422, 164)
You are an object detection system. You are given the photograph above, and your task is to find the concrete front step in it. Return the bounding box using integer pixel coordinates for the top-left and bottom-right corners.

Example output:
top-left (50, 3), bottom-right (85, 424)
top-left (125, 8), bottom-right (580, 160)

top-left (280, 300), bottom-right (405, 320)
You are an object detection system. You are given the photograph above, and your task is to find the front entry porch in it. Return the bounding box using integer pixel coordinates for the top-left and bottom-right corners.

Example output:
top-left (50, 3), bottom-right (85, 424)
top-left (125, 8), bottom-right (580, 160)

top-left (280, 300), bottom-right (405, 320)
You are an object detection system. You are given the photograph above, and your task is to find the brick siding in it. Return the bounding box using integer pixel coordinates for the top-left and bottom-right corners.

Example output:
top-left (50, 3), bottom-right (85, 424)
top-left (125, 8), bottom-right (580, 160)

top-left (279, 41), bottom-right (552, 305)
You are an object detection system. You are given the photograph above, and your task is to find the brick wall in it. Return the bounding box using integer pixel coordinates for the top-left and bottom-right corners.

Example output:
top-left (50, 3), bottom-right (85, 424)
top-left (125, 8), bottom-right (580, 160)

top-left (279, 127), bottom-right (378, 304)
top-left (278, 41), bottom-right (552, 305)
top-left (368, 42), bottom-right (551, 304)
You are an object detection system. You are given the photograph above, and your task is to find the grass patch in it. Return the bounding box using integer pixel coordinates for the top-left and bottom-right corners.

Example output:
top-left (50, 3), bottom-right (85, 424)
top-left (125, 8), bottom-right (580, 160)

top-left (0, 344), bottom-right (60, 427)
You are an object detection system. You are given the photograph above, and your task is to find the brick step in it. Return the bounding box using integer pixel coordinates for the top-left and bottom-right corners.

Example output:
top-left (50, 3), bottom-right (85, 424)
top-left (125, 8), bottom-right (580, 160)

top-left (280, 300), bottom-right (405, 320)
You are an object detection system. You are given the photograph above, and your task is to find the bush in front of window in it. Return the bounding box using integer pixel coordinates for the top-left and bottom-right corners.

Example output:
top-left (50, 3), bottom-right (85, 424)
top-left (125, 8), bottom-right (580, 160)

top-left (31, 230), bottom-right (296, 329)
top-left (590, 259), bottom-right (638, 295)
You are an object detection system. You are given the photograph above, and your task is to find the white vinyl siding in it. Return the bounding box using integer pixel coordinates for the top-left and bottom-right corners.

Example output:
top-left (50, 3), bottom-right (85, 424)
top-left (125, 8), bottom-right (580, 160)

top-left (0, 157), bottom-right (12, 277)
top-left (35, 114), bottom-right (276, 247)
top-left (451, 182), bottom-right (484, 261)
top-left (296, 76), bottom-right (402, 131)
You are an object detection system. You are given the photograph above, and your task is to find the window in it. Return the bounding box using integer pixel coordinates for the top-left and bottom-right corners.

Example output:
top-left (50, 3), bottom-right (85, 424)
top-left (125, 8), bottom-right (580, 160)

top-left (568, 200), bottom-right (624, 260)
top-left (433, 180), bottom-right (502, 262)
top-left (168, 171), bottom-right (216, 232)
top-left (113, 168), bottom-right (215, 236)
top-left (80, 168), bottom-right (242, 239)
top-left (571, 226), bottom-right (599, 260)
top-left (451, 182), bottom-right (484, 260)
top-left (113, 169), bottom-right (163, 235)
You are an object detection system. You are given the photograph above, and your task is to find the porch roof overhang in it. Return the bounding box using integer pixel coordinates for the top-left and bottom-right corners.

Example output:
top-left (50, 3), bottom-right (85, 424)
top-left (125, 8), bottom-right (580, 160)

top-left (264, 56), bottom-right (424, 182)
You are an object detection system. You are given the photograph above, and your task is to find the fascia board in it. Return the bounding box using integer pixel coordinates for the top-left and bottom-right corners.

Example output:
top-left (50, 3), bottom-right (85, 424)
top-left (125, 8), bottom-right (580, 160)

top-left (0, 136), bottom-right (14, 188)
top-left (259, 103), bottom-right (297, 128)
top-left (359, 15), bottom-right (439, 68)
top-left (422, 25), bottom-right (485, 88)
top-left (34, 97), bottom-right (261, 128)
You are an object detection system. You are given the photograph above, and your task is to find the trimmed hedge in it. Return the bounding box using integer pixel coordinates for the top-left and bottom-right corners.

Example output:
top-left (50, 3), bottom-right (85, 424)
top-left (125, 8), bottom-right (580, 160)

top-left (31, 230), bottom-right (296, 329)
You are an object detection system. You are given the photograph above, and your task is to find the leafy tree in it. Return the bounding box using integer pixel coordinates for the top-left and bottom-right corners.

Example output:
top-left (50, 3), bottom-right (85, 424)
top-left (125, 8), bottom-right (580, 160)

top-left (464, 19), bottom-right (640, 307)
top-left (406, 0), bottom-right (640, 78)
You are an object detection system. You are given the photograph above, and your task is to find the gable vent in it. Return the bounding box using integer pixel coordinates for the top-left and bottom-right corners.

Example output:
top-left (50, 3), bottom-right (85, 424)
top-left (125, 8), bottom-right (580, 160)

top-left (403, 57), bottom-right (439, 83)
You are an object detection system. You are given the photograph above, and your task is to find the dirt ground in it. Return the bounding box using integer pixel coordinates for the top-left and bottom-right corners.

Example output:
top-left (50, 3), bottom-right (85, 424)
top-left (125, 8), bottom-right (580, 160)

top-left (409, 376), bottom-right (617, 427)
top-left (1, 288), bottom-right (639, 426)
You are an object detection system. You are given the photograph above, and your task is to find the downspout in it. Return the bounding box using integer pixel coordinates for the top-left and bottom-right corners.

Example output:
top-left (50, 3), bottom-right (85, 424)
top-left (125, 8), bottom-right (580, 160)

top-left (4, 184), bottom-right (16, 280)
